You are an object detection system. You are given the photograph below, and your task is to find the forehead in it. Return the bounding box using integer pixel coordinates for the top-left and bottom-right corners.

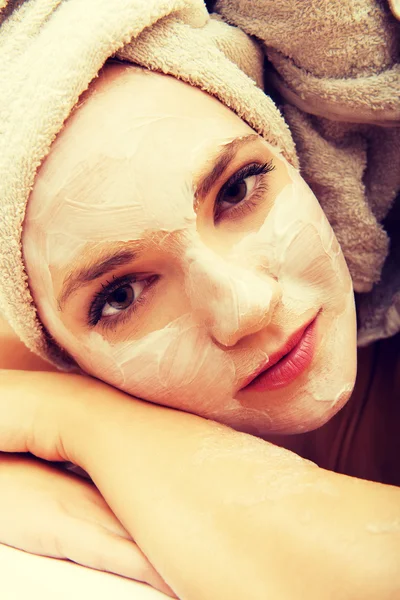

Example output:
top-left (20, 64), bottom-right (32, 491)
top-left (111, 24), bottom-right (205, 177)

top-left (30, 63), bottom-right (253, 204)
top-left (25, 64), bottom-right (258, 272)
top-left (25, 64), bottom-right (256, 262)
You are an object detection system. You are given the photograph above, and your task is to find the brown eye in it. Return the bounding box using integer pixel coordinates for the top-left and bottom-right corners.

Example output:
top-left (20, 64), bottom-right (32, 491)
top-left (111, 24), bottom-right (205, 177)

top-left (215, 161), bottom-right (275, 219)
top-left (102, 280), bottom-right (147, 318)
top-left (89, 276), bottom-right (155, 326)
top-left (217, 175), bottom-right (257, 214)
top-left (107, 285), bottom-right (134, 310)
top-left (221, 180), bottom-right (248, 205)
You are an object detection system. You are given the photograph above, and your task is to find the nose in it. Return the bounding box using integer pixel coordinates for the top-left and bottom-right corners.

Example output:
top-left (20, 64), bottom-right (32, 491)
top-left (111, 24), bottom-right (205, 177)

top-left (184, 244), bottom-right (281, 347)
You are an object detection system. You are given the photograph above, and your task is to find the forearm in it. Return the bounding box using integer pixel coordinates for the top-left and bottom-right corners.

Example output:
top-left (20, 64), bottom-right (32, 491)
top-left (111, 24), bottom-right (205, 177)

top-left (63, 376), bottom-right (400, 600)
top-left (1, 369), bottom-right (399, 599)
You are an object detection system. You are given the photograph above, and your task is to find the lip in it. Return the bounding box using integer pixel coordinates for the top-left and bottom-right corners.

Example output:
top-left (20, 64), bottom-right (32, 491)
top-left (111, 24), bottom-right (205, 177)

top-left (240, 313), bottom-right (319, 393)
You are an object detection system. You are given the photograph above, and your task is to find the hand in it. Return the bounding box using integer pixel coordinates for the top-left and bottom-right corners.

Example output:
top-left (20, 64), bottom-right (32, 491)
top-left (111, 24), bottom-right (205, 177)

top-left (0, 453), bottom-right (175, 597)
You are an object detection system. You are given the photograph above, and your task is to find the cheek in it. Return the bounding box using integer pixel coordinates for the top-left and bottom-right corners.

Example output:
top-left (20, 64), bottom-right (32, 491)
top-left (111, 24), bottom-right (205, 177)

top-left (227, 156), bottom-right (357, 434)
top-left (76, 315), bottom-right (237, 415)
top-left (23, 222), bottom-right (83, 355)
top-left (231, 158), bottom-right (352, 320)
top-left (75, 319), bottom-right (285, 437)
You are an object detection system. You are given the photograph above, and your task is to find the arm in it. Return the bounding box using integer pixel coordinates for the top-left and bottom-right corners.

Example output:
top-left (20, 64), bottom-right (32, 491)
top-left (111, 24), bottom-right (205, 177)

top-left (2, 368), bottom-right (399, 600)
top-left (0, 452), bottom-right (173, 595)
top-left (0, 319), bottom-right (173, 596)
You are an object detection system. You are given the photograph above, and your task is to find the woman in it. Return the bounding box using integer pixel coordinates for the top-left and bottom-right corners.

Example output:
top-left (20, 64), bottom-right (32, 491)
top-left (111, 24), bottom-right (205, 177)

top-left (0, 0), bottom-right (399, 598)
top-left (22, 61), bottom-right (358, 437)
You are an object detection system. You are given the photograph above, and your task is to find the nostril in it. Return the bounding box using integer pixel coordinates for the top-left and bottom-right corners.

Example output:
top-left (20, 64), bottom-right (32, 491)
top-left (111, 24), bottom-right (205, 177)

top-left (209, 312), bottom-right (264, 348)
top-left (211, 330), bottom-right (240, 348)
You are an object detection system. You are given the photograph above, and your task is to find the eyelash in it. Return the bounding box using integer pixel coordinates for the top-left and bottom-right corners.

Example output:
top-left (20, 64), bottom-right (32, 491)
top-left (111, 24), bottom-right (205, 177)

top-left (88, 274), bottom-right (153, 328)
top-left (214, 160), bottom-right (275, 222)
top-left (87, 159), bottom-right (275, 328)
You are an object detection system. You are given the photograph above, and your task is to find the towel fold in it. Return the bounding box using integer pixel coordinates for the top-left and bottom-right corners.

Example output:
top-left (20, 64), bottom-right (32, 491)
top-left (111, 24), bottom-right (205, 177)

top-left (214, 0), bottom-right (400, 345)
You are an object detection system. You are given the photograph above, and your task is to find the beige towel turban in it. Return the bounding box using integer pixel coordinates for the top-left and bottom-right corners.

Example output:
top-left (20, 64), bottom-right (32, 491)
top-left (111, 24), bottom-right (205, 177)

top-left (0, 0), bottom-right (297, 368)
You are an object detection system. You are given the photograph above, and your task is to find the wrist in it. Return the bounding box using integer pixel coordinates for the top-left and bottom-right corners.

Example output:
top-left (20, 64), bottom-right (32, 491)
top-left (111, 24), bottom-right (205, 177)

top-left (0, 368), bottom-right (125, 463)
top-left (58, 373), bottom-right (114, 465)
top-left (36, 371), bottom-right (104, 463)
top-left (61, 374), bottom-right (153, 470)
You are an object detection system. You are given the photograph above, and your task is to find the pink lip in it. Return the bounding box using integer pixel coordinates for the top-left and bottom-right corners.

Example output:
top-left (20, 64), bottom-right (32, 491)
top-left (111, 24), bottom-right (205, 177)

top-left (240, 315), bottom-right (319, 393)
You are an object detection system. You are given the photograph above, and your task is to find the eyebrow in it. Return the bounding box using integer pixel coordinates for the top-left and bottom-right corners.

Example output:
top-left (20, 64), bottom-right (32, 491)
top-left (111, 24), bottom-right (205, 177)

top-left (58, 134), bottom-right (259, 310)
top-left (194, 133), bottom-right (259, 199)
top-left (58, 248), bottom-right (138, 310)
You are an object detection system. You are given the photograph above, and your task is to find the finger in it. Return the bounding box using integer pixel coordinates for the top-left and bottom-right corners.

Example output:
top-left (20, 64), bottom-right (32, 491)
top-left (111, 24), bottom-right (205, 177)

top-left (60, 521), bottom-right (176, 597)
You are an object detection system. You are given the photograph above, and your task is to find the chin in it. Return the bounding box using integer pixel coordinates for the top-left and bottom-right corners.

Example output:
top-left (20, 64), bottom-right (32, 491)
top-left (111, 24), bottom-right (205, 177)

top-left (220, 382), bottom-right (354, 439)
top-left (250, 368), bottom-right (355, 438)
top-left (225, 355), bottom-right (357, 438)
top-left (277, 385), bottom-right (355, 435)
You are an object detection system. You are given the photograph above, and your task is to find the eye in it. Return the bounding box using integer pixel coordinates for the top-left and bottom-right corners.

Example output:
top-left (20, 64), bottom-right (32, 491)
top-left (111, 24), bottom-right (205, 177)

top-left (102, 280), bottom-right (146, 317)
top-left (88, 275), bottom-right (154, 327)
top-left (215, 161), bottom-right (275, 219)
top-left (218, 175), bottom-right (257, 211)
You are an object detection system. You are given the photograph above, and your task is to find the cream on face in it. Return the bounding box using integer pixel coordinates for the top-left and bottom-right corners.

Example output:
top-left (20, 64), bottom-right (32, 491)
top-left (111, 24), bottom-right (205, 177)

top-left (23, 63), bottom-right (357, 436)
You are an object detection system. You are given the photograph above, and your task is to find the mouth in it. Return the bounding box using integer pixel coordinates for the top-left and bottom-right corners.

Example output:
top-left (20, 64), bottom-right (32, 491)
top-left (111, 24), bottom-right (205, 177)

top-left (240, 313), bottom-right (320, 393)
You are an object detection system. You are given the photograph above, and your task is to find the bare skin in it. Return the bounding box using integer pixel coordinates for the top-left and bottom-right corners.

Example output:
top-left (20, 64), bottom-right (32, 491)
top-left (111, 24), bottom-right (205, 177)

top-left (2, 314), bottom-right (398, 483)
top-left (0, 317), bottom-right (399, 599)
top-left (0, 316), bottom-right (175, 597)
top-left (268, 334), bottom-right (400, 487)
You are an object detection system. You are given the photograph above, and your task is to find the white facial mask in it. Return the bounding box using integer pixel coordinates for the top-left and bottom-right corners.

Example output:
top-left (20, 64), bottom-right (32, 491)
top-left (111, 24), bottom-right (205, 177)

top-left (23, 66), bottom-right (357, 436)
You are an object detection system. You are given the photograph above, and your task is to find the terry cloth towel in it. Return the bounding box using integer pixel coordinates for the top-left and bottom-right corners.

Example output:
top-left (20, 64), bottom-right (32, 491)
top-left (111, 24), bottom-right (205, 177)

top-left (0, 0), bottom-right (297, 368)
top-left (212, 0), bottom-right (400, 346)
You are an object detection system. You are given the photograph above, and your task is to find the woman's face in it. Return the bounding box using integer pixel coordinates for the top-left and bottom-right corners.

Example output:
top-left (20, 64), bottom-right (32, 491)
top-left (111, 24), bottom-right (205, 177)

top-left (23, 63), bottom-right (357, 436)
